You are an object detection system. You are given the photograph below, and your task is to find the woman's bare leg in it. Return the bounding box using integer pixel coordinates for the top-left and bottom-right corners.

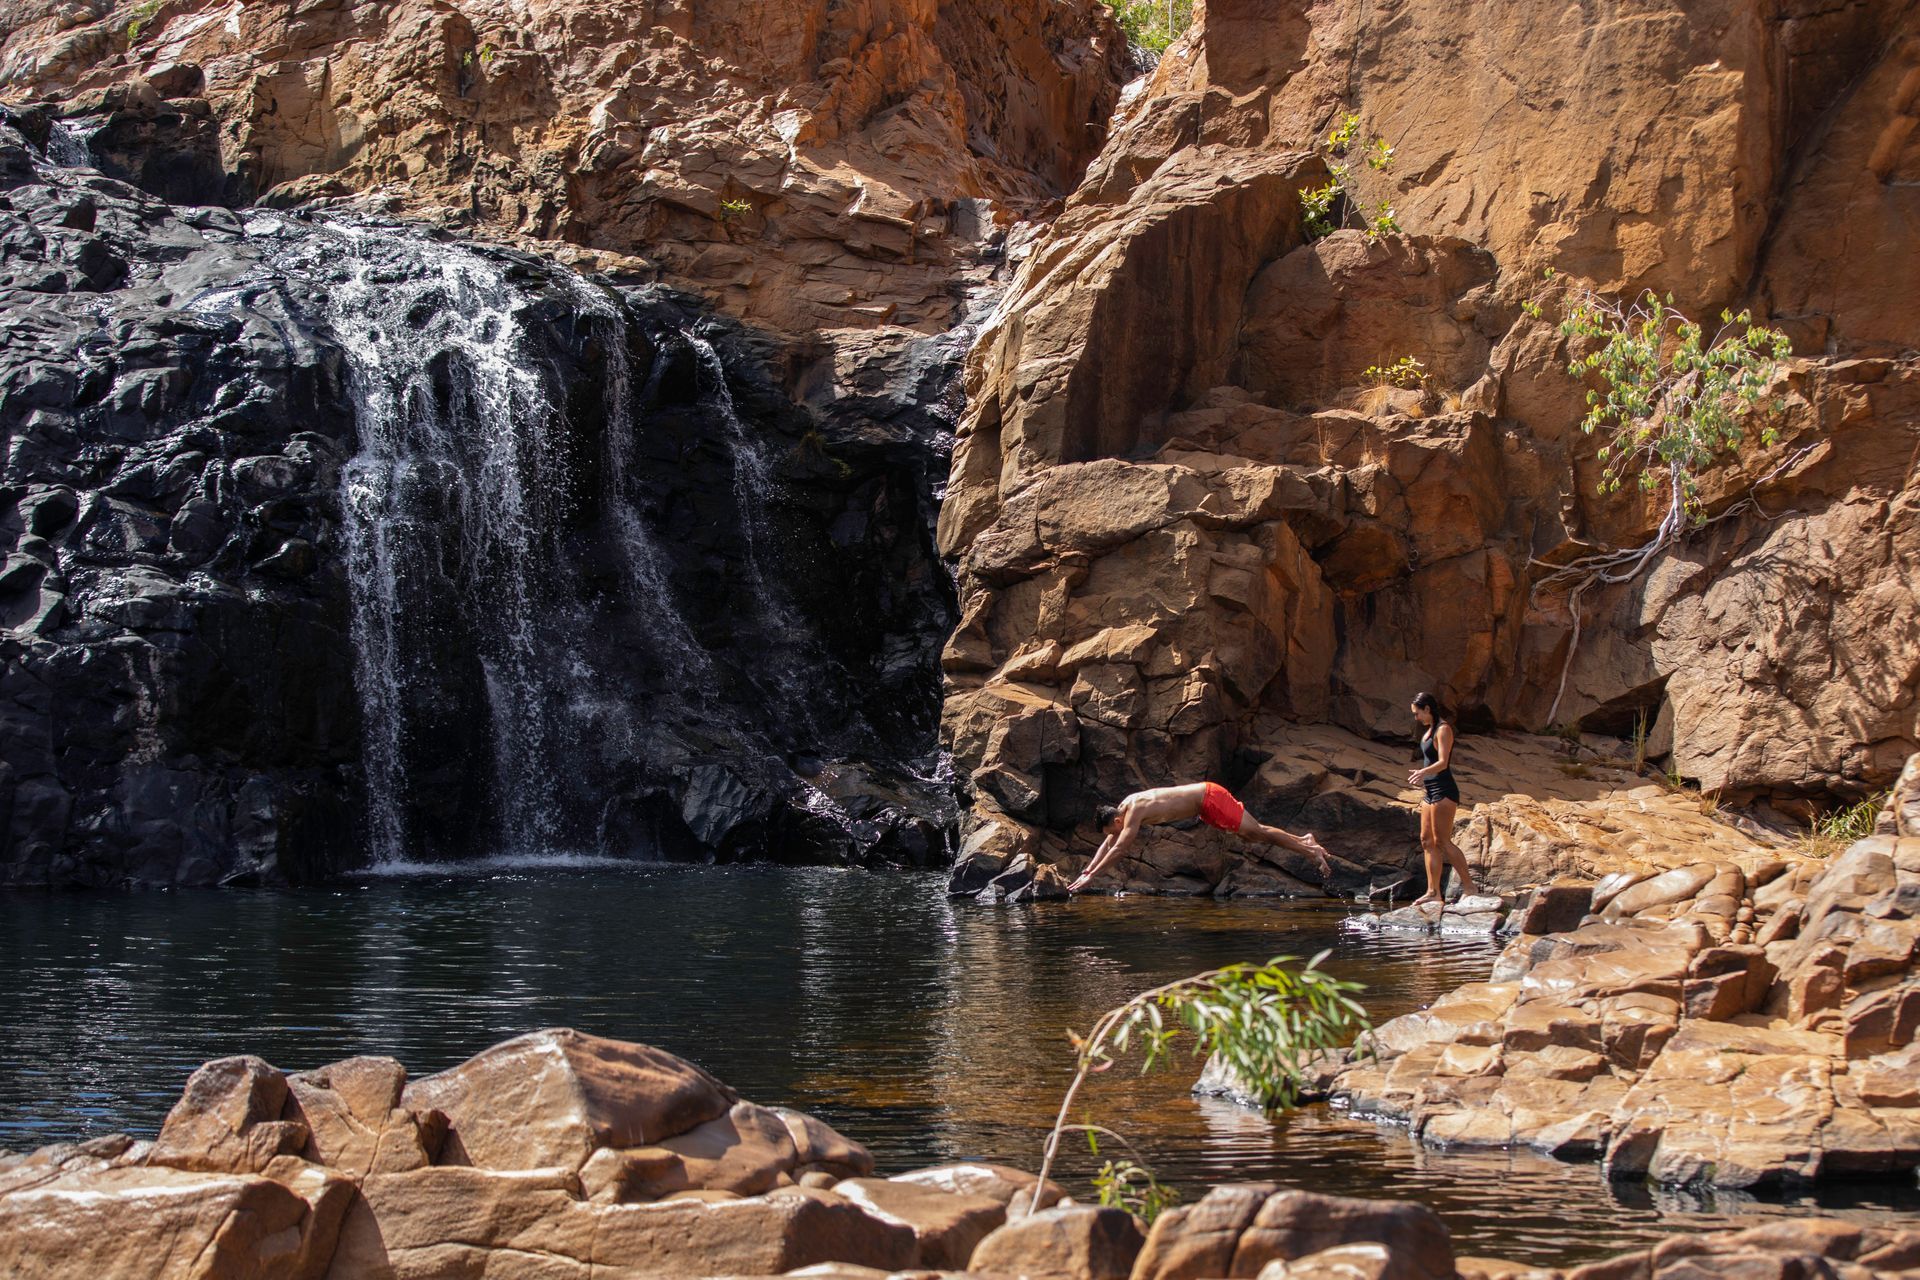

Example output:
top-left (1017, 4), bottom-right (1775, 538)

top-left (1432, 798), bottom-right (1475, 895)
top-left (1414, 804), bottom-right (1443, 907)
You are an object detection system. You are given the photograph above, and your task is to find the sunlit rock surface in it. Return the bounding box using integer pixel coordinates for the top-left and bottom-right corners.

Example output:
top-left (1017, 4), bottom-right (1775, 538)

top-left (0, 0), bottom-right (1132, 334)
top-left (938, 0), bottom-right (1920, 896)
top-left (1322, 754), bottom-right (1920, 1188)
top-left (9, 1027), bottom-right (1920, 1278)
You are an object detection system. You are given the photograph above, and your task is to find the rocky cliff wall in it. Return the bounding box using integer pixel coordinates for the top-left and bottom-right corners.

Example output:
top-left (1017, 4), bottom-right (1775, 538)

top-left (0, 0), bottom-right (1131, 334)
top-left (941, 0), bottom-right (1920, 894)
top-left (0, 2), bottom-right (1135, 883)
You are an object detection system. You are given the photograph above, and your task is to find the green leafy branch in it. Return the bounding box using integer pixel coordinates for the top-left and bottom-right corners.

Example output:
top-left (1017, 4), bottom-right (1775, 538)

top-left (1529, 282), bottom-right (1801, 724)
top-left (1110, 0), bottom-right (1195, 57)
top-left (1301, 113), bottom-right (1399, 241)
top-left (125, 0), bottom-right (162, 43)
top-left (1031, 953), bottom-right (1370, 1217)
top-left (1558, 288), bottom-right (1790, 509)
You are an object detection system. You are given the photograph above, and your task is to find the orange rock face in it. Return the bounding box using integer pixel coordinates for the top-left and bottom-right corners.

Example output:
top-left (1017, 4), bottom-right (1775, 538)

top-left (1, 0), bottom-right (1131, 333)
top-left (940, 0), bottom-right (1920, 890)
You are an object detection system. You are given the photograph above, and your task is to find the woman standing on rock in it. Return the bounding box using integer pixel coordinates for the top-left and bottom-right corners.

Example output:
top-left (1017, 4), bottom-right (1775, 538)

top-left (1410, 691), bottom-right (1475, 909)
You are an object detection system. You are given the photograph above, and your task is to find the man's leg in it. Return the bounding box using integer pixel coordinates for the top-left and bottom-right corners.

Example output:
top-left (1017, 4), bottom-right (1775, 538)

top-left (1238, 812), bottom-right (1331, 878)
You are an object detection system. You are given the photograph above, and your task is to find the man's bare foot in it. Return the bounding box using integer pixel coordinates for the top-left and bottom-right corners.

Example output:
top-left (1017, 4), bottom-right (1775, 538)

top-left (1411, 894), bottom-right (1442, 913)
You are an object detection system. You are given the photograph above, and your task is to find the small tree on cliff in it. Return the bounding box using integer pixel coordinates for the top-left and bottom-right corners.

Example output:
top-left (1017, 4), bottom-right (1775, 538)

top-left (1300, 113), bottom-right (1399, 241)
top-left (1111, 0), bottom-right (1195, 57)
top-left (1532, 281), bottom-right (1799, 724)
top-left (1033, 953), bottom-right (1369, 1221)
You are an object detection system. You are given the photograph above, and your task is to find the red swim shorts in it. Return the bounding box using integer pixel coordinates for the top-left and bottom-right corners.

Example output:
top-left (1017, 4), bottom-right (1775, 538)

top-left (1199, 782), bottom-right (1245, 832)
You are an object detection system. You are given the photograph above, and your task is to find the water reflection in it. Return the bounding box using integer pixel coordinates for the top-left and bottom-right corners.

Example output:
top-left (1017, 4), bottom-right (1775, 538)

top-left (0, 867), bottom-right (1915, 1266)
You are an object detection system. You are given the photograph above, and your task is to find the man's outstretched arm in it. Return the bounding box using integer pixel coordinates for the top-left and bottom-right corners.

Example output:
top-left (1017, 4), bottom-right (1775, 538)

top-left (1069, 813), bottom-right (1142, 890)
top-left (1069, 832), bottom-right (1116, 891)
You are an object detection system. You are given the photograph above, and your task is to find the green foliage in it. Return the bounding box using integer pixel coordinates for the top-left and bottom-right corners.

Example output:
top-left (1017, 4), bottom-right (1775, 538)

top-left (1814, 792), bottom-right (1887, 843)
top-left (1092, 1157), bottom-right (1180, 1222)
top-left (1299, 181), bottom-right (1340, 240)
top-left (718, 197), bottom-right (753, 220)
top-left (794, 426), bottom-right (851, 478)
top-left (1110, 0), bottom-right (1194, 56)
top-left (463, 43), bottom-right (497, 70)
top-left (1033, 954), bottom-right (1370, 1216)
top-left (1630, 708), bottom-right (1651, 773)
top-left (1301, 112), bottom-right (1400, 241)
top-left (1363, 356), bottom-right (1428, 390)
top-left (1558, 289), bottom-right (1792, 513)
top-left (125, 0), bottom-right (162, 43)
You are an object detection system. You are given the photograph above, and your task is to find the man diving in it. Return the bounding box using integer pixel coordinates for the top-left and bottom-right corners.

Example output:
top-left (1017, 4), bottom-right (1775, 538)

top-left (1067, 782), bottom-right (1331, 892)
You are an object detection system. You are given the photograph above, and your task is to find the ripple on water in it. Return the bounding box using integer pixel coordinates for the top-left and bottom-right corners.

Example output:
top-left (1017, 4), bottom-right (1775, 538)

top-left (0, 866), bottom-right (1916, 1266)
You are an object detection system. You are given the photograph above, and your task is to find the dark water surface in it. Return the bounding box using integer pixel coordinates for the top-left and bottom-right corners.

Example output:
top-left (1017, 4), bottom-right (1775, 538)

top-left (3, 864), bottom-right (1916, 1265)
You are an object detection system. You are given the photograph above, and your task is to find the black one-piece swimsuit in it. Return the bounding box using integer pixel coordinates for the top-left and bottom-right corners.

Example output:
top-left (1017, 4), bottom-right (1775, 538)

top-left (1421, 729), bottom-right (1461, 804)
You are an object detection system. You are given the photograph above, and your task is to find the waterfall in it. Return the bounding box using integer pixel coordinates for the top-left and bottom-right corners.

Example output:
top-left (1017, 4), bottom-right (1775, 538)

top-left (261, 217), bottom-right (578, 862)
top-left (571, 282), bottom-right (717, 707)
top-left (239, 210), bottom-right (938, 868)
top-left (44, 120), bottom-right (92, 168)
top-left (685, 332), bottom-right (825, 738)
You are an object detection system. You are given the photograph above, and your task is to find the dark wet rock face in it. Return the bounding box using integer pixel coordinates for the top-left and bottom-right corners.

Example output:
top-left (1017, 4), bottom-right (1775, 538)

top-left (0, 110), bottom-right (959, 885)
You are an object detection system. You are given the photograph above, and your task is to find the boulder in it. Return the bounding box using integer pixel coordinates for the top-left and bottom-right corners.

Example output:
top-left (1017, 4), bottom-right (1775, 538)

top-left (0, 1161), bottom-right (352, 1280)
top-left (147, 1055), bottom-right (309, 1175)
top-left (832, 1177), bottom-right (1008, 1269)
top-left (889, 1163), bottom-right (1066, 1212)
top-left (968, 1204), bottom-right (1145, 1279)
top-left (1132, 1187), bottom-right (1454, 1280)
top-left (400, 1029), bottom-right (737, 1172)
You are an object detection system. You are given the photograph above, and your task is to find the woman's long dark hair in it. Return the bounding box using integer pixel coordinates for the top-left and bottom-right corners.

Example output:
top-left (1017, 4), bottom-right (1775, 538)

top-left (1412, 691), bottom-right (1450, 728)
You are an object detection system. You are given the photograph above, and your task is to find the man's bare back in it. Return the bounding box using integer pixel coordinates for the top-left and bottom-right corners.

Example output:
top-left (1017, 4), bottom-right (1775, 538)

top-left (1068, 781), bottom-right (1330, 892)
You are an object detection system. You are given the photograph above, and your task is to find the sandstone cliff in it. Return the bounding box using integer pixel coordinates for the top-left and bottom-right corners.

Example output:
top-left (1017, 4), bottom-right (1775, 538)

top-left (940, 0), bottom-right (1920, 893)
top-left (1, 0), bottom-right (1131, 334)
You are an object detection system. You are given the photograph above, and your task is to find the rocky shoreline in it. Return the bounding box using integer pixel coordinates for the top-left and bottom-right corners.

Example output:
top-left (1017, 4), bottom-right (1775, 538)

top-left (1280, 754), bottom-right (1920, 1191)
top-left (3, 763), bottom-right (1917, 1276)
top-left (3, 1024), bottom-right (1918, 1280)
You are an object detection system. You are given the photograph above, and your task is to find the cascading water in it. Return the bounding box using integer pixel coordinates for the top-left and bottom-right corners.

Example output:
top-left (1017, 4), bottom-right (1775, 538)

top-left (234, 209), bottom-right (955, 869)
top-left (572, 282), bottom-right (718, 706)
top-left (44, 120), bottom-right (92, 168)
top-left (262, 218), bottom-right (579, 862)
top-left (685, 333), bottom-right (825, 735)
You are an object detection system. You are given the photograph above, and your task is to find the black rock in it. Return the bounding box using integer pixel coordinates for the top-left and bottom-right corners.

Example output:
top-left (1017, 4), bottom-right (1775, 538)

top-left (0, 111), bottom-right (963, 885)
